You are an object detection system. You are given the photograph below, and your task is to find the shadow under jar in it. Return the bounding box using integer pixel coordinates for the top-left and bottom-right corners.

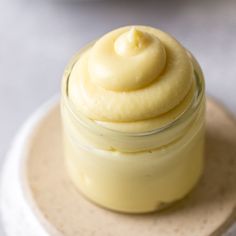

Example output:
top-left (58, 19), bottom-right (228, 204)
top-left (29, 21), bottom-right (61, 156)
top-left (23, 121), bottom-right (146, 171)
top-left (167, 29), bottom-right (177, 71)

top-left (61, 45), bottom-right (205, 214)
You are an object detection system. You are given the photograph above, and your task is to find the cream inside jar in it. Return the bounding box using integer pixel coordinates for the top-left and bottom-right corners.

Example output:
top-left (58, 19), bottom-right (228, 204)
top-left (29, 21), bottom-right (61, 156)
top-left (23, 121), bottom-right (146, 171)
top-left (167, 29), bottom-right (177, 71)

top-left (61, 26), bottom-right (205, 213)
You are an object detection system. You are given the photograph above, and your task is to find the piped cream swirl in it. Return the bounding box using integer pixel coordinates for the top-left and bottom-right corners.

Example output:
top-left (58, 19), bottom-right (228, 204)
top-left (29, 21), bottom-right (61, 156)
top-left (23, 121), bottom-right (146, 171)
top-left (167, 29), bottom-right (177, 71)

top-left (89, 27), bottom-right (166, 91)
top-left (68, 26), bottom-right (194, 128)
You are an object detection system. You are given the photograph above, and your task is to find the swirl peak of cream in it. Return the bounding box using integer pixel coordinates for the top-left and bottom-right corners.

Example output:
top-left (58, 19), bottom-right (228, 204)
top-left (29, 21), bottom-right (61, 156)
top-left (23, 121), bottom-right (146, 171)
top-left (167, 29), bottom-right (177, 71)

top-left (114, 27), bottom-right (155, 56)
top-left (68, 26), bottom-right (194, 125)
top-left (89, 27), bottom-right (166, 91)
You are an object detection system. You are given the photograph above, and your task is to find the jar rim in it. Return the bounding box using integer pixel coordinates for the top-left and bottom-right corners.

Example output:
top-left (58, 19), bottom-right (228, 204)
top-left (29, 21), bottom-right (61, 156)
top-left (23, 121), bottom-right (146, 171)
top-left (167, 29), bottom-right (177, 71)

top-left (61, 51), bottom-right (205, 138)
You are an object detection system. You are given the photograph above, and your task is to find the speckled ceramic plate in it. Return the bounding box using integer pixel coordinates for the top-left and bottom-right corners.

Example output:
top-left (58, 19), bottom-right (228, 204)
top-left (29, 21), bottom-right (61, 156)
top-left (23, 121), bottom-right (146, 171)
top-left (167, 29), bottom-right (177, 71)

top-left (1, 97), bottom-right (236, 236)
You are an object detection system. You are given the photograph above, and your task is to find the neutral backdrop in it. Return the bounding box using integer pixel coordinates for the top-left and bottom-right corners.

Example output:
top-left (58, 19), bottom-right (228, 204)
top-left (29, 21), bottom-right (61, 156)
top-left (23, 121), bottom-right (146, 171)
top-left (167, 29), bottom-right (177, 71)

top-left (0, 0), bottom-right (236, 235)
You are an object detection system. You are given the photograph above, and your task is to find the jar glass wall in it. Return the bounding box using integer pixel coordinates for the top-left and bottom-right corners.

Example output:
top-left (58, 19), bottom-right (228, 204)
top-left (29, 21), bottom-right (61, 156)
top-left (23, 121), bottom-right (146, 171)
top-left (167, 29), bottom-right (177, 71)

top-left (61, 50), bottom-right (205, 213)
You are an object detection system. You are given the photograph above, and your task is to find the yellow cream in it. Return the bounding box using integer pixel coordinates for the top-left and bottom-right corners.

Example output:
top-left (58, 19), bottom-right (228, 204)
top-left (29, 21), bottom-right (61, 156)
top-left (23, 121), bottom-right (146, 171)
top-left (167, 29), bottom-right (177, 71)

top-left (68, 26), bottom-right (193, 124)
top-left (61, 26), bottom-right (205, 213)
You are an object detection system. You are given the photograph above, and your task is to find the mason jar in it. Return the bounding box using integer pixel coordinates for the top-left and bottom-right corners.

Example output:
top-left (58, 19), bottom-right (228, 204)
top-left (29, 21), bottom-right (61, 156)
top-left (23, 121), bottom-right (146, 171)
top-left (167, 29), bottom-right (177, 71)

top-left (61, 48), bottom-right (205, 213)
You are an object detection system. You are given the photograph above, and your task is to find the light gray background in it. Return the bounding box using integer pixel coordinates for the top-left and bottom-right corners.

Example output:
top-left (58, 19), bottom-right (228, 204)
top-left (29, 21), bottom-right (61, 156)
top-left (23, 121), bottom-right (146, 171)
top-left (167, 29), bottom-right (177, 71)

top-left (0, 0), bottom-right (236, 235)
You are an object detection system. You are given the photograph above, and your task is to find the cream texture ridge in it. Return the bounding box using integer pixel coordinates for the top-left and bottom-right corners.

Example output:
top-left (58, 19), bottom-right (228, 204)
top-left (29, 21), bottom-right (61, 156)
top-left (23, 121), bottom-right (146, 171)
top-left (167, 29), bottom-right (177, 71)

top-left (68, 26), bottom-right (196, 132)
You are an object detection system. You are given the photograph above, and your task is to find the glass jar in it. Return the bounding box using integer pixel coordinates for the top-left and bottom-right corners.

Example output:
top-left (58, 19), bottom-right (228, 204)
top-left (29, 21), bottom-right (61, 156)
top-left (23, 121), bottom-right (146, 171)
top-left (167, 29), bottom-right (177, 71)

top-left (61, 50), bottom-right (205, 213)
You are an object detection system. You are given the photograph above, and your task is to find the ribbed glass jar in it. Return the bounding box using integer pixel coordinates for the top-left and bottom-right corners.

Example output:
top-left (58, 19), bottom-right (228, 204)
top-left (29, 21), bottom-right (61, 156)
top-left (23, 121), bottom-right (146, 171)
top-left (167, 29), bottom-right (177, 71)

top-left (61, 50), bottom-right (205, 213)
